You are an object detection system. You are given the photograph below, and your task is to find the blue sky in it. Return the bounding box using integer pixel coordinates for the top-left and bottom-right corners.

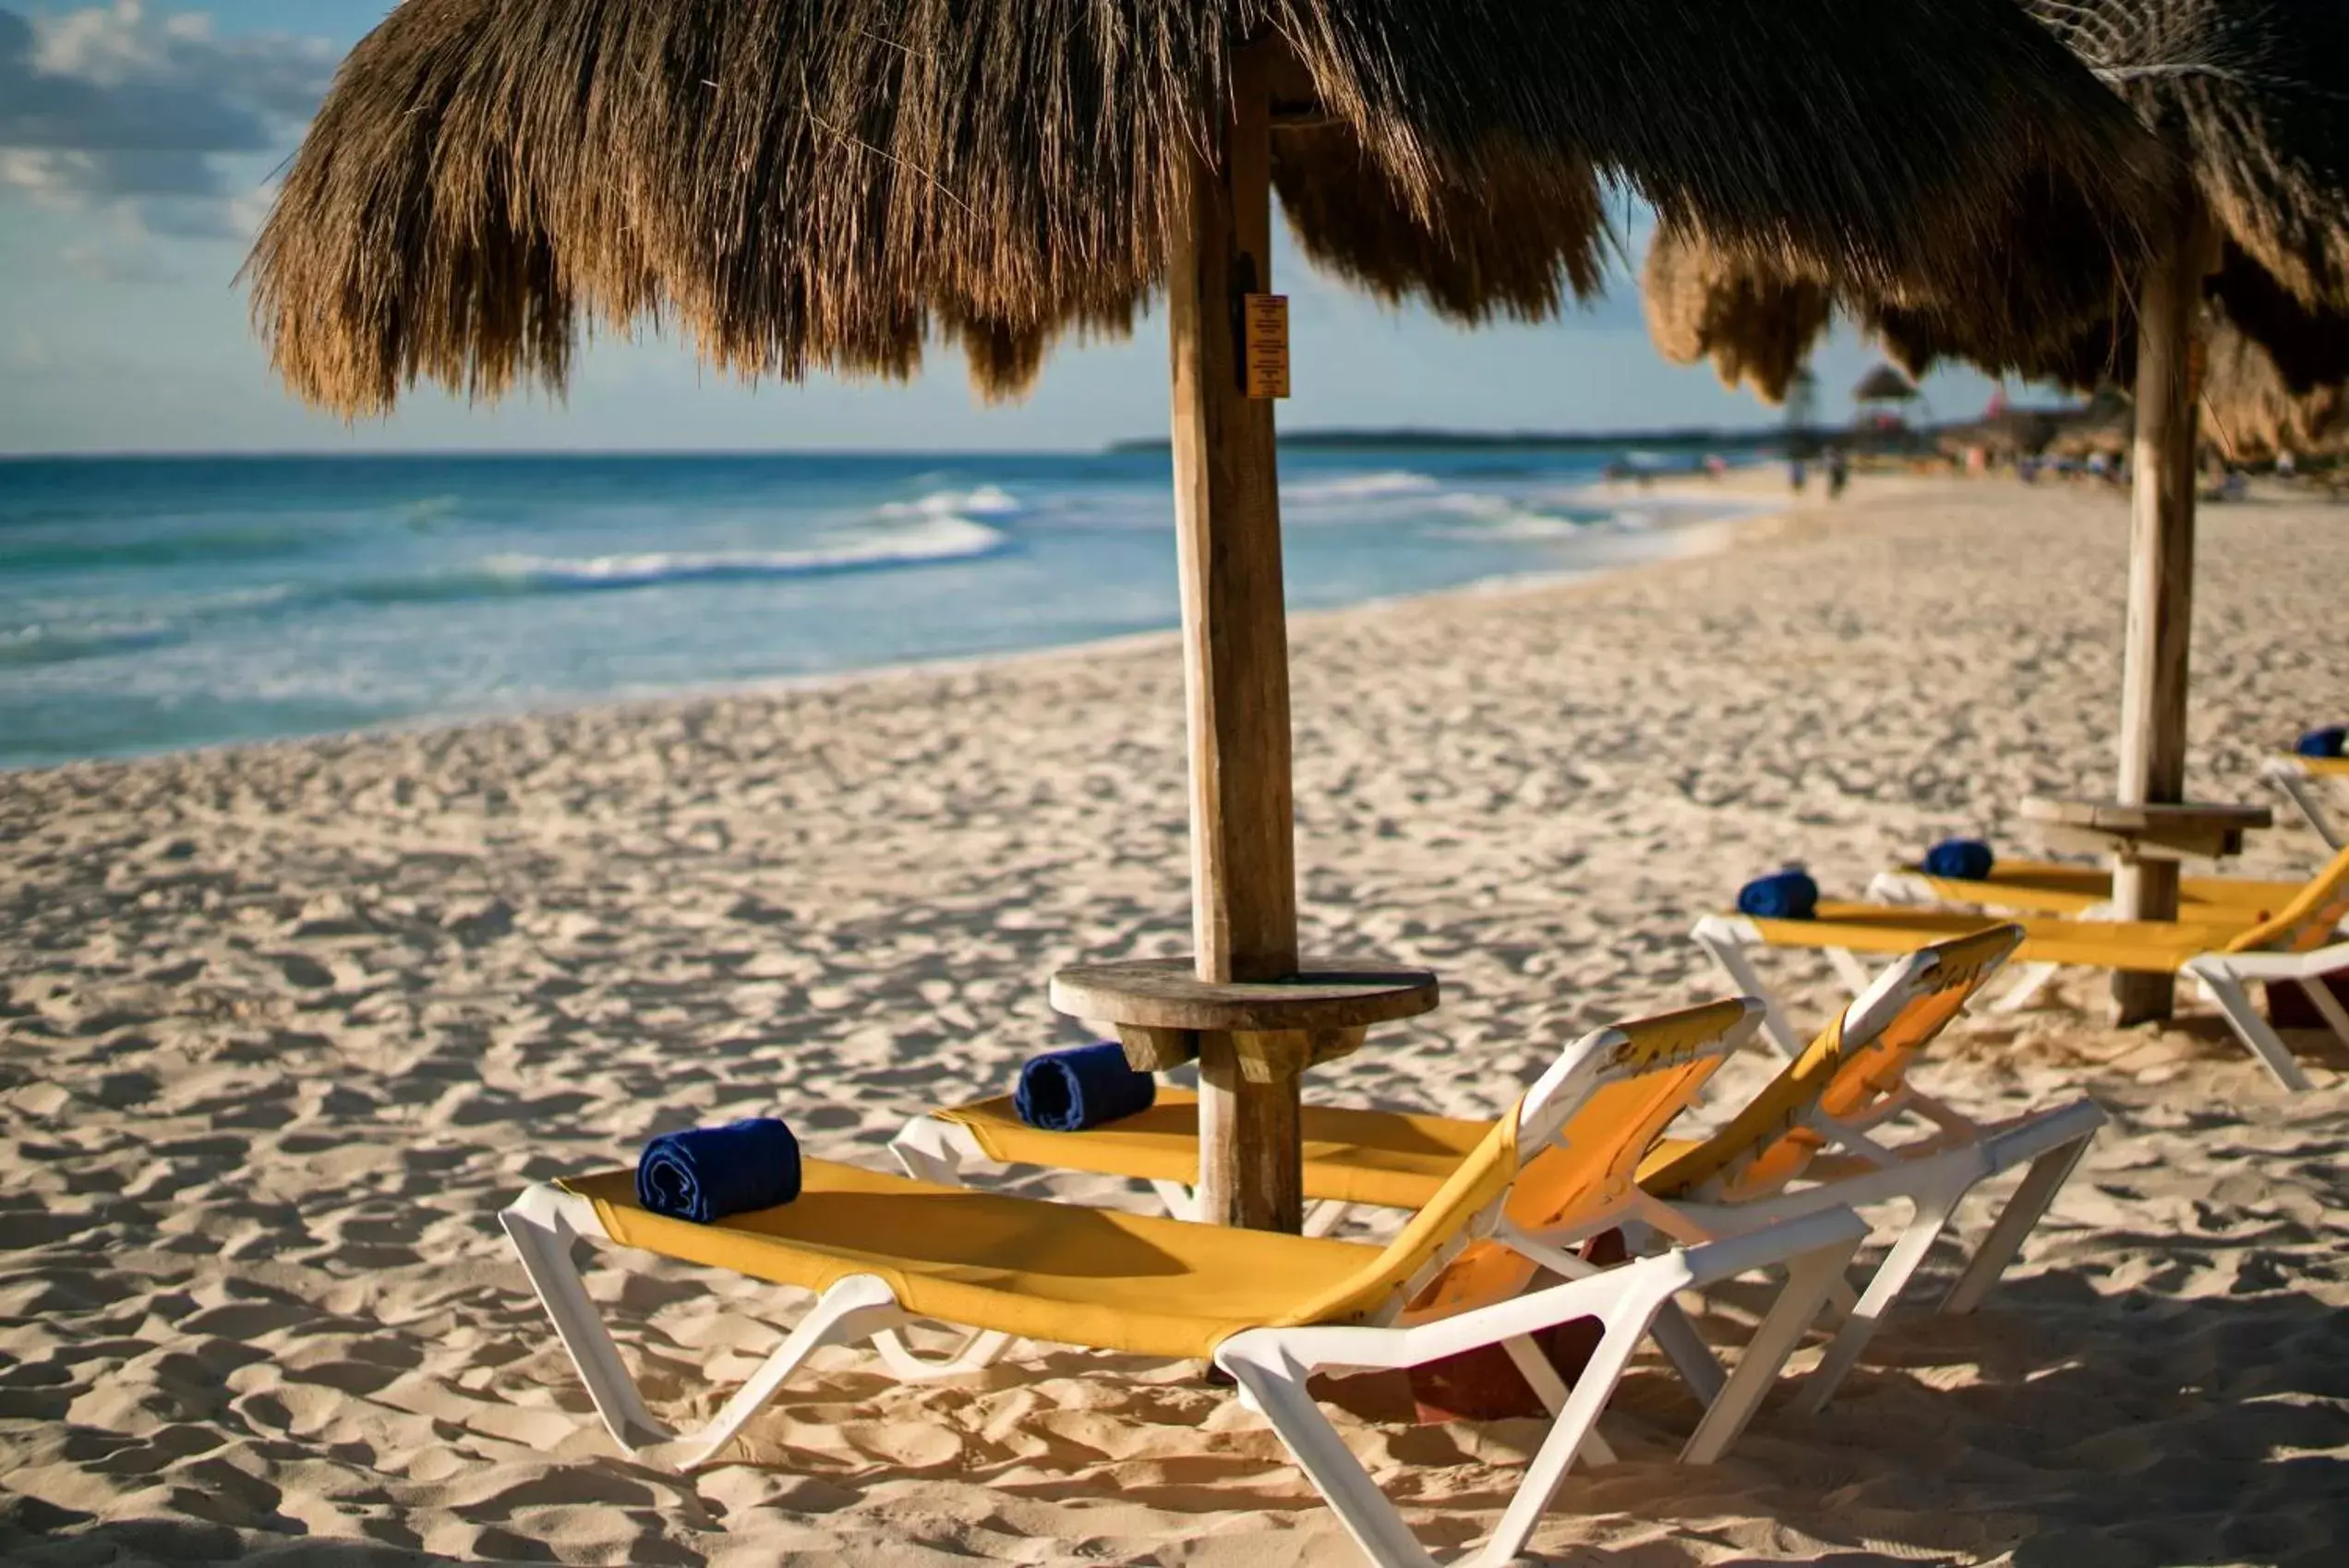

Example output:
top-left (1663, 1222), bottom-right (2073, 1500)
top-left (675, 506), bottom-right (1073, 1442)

top-left (0, 1), bottom-right (2016, 455)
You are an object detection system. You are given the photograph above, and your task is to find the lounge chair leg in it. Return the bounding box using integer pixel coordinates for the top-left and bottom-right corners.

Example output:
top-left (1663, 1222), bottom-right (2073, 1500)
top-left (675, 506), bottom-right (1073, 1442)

top-left (889, 1116), bottom-right (979, 1187)
top-left (870, 1326), bottom-right (1014, 1381)
top-left (1647, 1299), bottom-right (1729, 1408)
top-left (660, 1274), bottom-right (910, 1471)
top-left (501, 1192), bottom-right (912, 1470)
top-left (1224, 1212), bottom-right (1868, 1568)
top-left (1500, 1336), bottom-right (1618, 1466)
top-left (1218, 1345), bottom-right (1441, 1568)
top-left (1476, 1308), bottom-right (1658, 1565)
top-left (1940, 1136), bottom-right (2090, 1316)
top-left (1827, 947), bottom-right (1876, 996)
top-left (2268, 764), bottom-right (2346, 850)
top-left (1303, 1200), bottom-right (1351, 1237)
top-left (500, 1194), bottom-right (671, 1454)
top-left (1682, 1236), bottom-right (1854, 1461)
top-left (1692, 921), bottom-right (1805, 1056)
top-left (1991, 962), bottom-right (2061, 1015)
top-left (1791, 1190), bottom-right (1959, 1416)
top-left (2298, 971), bottom-right (2349, 1053)
top-left (2192, 965), bottom-right (2316, 1092)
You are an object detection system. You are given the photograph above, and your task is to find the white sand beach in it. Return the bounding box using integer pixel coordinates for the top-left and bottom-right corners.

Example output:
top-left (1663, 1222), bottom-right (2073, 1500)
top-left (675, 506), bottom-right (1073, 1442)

top-left (3, 476), bottom-right (2345, 1566)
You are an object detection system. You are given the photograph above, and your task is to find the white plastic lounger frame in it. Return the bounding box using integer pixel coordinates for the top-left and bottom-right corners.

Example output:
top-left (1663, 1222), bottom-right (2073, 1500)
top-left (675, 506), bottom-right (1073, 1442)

top-left (2265, 754), bottom-right (2347, 851)
top-left (1602, 947), bottom-right (2110, 1409)
top-left (502, 1025), bottom-right (1871, 1568)
top-left (1213, 1210), bottom-right (1863, 1568)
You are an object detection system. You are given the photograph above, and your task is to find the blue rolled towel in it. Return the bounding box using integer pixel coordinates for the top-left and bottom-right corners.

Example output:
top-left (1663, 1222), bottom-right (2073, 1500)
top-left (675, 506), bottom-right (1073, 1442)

top-left (1737, 869), bottom-right (1819, 921)
top-left (1015, 1041), bottom-right (1157, 1132)
top-left (636, 1118), bottom-right (801, 1224)
top-left (2295, 726), bottom-right (2347, 758)
top-left (1923, 838), bottom-right (1996, 880)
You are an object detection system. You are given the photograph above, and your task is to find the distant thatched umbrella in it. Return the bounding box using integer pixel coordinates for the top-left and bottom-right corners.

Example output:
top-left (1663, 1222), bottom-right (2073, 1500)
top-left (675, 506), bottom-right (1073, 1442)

top-left (2046, 393), bottom-right (2138, 460)
top-left (247, 0), bottom-right (2165, 1239)
top-left (1853, 364), bottom-right (1921, 405)
top-left (1938, 406), bottom-right (2062, 461)
top-left (1641, 0), bottom-right (2349, 1023)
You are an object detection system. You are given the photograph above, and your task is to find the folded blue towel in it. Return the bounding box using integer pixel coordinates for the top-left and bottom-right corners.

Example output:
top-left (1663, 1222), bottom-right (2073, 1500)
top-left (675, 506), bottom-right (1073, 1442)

top-left (1923, 838), bottom-right (1995, 880)
top-left (1738, 869), bottom-right (1819, 921)
top-left (2295, 726), bottom-right (2347, 758)
top-left (636, 1118), bottom-right (801, 1224)
top-left (1015, 1041), bottom-right (1157, 1132)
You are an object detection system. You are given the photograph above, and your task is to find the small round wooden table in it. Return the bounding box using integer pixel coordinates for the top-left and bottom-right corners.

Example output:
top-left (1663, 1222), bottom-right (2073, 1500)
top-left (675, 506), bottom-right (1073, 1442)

top-left (2018, 796), bottom-right (2275, 1022)
top-left (2016, 797), bottom-right (2273, 862)
top-left (1049, 958), bottom-right (1440, 1234)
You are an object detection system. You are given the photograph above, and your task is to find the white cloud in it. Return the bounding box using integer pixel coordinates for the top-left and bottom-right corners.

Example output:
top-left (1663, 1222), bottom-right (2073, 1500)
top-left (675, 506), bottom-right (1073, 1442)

top-left (0, 3), bottom-right (337, 245)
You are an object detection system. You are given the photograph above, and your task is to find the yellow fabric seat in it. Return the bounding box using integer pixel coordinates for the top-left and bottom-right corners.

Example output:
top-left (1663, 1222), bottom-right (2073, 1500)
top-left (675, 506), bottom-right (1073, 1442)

top-left (1742, 903), bottom-right (2251, 972)
top-left (563, 1000), bottom-right (1750, 1365)
top-left (1745, 843), bottom-right (2349, 972)
top-left (564, 1159), bottom-right (1419, 1360)
top-left (1896, 861), bottom-right (2303, 919)
top-left (2294, 756), bottom-right (2349, 778)
top-left (935, 1089), bottom-right (1488, 1211)
top-left (1644, 926), bottom-right (2016, 1199)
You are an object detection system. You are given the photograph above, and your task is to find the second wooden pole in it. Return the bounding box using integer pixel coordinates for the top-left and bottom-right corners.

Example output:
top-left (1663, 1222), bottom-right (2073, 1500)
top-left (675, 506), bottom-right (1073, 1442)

top-left (1165, 41), bottom-right (1303, 1232)
top-left (2111, 198), bottom-right (2208, 1024)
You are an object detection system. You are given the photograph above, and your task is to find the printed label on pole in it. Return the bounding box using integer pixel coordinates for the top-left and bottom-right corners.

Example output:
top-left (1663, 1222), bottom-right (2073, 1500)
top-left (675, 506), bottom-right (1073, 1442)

top-left (1244, 294), bottom-right (1290, 399)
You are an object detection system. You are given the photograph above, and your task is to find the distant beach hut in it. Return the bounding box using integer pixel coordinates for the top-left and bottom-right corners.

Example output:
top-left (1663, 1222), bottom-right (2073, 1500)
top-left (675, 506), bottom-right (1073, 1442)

top-left (247, 0), bottom-right (2165, 1232)
top-left (1852, 364), bottom-right (1928, 435)
top-left (1853, 365), bottom-right (1921, 408)
top-left (1641, 0), bottom-right (2349, 1022)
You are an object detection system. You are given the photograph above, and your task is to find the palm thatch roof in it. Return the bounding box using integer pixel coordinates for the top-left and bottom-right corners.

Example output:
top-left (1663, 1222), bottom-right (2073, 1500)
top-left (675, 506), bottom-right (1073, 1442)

top-left (2200, 318), bottom-right (2349, 459)
top-left (248, 0), bottom-right (2167, 416)
top-left (1649, 0), bottom-right (2349, 428)
top-left (1641, 228), bottom-right (1830, 404)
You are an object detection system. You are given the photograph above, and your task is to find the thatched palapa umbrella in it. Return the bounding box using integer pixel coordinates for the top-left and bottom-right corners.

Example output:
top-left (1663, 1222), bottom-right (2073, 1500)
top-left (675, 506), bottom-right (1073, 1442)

top-left (1644, 0), bottom-right (2349, 1022)
top-left (250, 0), bottom-right (2164, 1232)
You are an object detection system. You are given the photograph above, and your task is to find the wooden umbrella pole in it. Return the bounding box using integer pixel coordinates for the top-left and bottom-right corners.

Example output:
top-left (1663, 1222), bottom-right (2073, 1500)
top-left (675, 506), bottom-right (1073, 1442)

top-left (2111, 194), bottom-right (2210, 1026)
top-left (1166, 38), bottom-right (1303, 1231)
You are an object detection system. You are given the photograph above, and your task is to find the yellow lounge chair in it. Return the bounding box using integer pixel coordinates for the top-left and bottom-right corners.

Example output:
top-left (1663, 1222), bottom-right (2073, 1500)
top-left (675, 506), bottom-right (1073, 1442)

top-left (899, 931), bottom-right (2101, 1413)
top-left (503, 1001), bottom-right (1866, 1568)
top-left (1693, 846), bottom-right (2349, 1092)
top-left (1868, 858), bottom-right (2307, 920)
top-left (2265, 753), bottom-right (2349, 850)
top-left (1632, 927), bottom-right (2104, 1410)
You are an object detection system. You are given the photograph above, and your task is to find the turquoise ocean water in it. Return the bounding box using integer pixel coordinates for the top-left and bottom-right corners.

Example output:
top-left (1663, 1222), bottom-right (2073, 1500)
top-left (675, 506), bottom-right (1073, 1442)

top-left (0, 448), bottom-right (1738, 770)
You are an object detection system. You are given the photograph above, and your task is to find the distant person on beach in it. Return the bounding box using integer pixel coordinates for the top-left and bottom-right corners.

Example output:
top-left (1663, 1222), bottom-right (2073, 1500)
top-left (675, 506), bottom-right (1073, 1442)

top-left (1704, 453), bottom-right (1729, 480)
top-left (1789, 458), bottom-right (1808, 493)
top-left (2278, 450), bottom-right (2298, 480)
top-left (1825, 448), bottom-right (1849, 499)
